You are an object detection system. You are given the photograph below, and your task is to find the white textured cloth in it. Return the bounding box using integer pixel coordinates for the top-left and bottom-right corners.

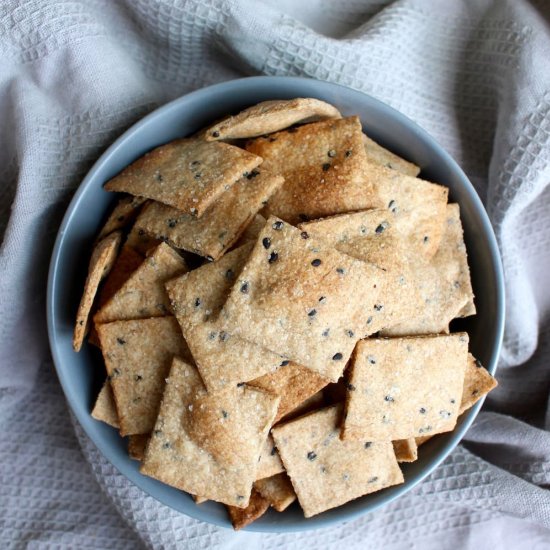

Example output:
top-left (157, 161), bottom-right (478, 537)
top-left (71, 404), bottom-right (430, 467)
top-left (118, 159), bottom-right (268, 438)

top-left (2, 0), bottom-right (550, 548)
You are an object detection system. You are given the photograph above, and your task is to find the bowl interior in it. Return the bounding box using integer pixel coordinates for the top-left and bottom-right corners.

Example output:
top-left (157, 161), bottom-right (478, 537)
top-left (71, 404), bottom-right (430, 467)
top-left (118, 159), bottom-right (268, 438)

top-left (47, 76), bottom-right (504, 532)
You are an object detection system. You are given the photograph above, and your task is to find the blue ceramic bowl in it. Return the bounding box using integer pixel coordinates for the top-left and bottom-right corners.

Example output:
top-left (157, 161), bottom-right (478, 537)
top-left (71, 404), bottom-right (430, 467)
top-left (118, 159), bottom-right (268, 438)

top-left (47, 76), bottom-right (505, 532)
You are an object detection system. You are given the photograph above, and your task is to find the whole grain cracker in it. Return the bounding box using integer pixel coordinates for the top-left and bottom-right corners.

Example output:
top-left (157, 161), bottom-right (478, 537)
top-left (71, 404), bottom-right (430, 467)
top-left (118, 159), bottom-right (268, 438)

top-left (226, 489), bottom-right (271, 530)
top-left (96, 316), bottom-right (192, 436)
top-left (94, 243), bottom-right (187, 324)
top-left (133, 169), bottom-right (282, 261)
top-left (362, 133), bottom-right (420, 177)
top-left (256, 434), bottom-right (285, 480)
top-left (220, 217), bottom-right (387, 382)
top-left (254, 473), bottom-right (296, 512)
top-left (205, 98), bottom-right (341, 141)
top-left (246, 117), bottom-right (381, 224)
top-left (272, 405), bottom-right (404, 518)
top-left (249, 363), bottom-right (329, 424)
top-left (73, 231), bottom-right (122, 352)
top-left (342, 334), bottom-right (468, 441)
top-left (381, 204), bottom-right (475, 336)
top-left (97, 195), bottom-right (147, 240)
top-left (104, 138), bottom-right (262, 216)
top-left (128, 434), bottom-right (149, 461)
top-left (363, 161), bottom-right (448, 258)
top-left (91, 380), bottom-right (119, 428)
top-left (393, 438), bottom-right (418, 463)
top-left (166, 243), bottom-right (287, 391)
top-left (140, 358), bottom-right (279, 508)
top-left (278, 390), bottom-right (326, 424)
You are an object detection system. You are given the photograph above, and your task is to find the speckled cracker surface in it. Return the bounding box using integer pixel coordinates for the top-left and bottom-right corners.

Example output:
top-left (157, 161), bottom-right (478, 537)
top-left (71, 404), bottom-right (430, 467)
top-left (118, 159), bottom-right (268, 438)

top-left (342, 334), bottom-right (468, 441)
top-left (134, 169), bottom-right (283, 261)
top-left (140, 358), bottom-right (279, 508)
top-left (220, 217), bottom-right (387, 382)
top-left (460, 353), bottom-right (497, 414)
top-left (246, 117), bottom-right (380, 224)
top-left (205, 98), bottom-right (341, 141)
top-left (91, 380), bottom-right (119, 428)
top-left (96, 316), bottom-right (191, 436)
top-left (95, 243), bottom-right (187, 324)
top-left (381, 204), bottom-right (475, 336)
top-left (272, 405), bottom-right (404, 518)
top-left (300, 209), bottom-right (423, 332)
top-left (104, 138), bottom-right (262, 216)
top-left (128, 434), bottom-right (149, 461)
top-left (393, 438), bottom-right (418, 463)
top-left (166, 244), bottom-right (286, 390)
top-left (254, 473), bottom-right (296, 512)
top-left (97, 195), bottom-right (147, 240)
top-left (363, 133), bottom-right (420, 177)
top-left (256, 435), bottom-right (285, 480)
top-left (249, 363), bottom-right (329, 423)
top-left (226, 490), bottom-right (270, 530)
top-left (364, 161), bottom-right (448, 258)
top-left (73, 231), bottom-right (122, 351)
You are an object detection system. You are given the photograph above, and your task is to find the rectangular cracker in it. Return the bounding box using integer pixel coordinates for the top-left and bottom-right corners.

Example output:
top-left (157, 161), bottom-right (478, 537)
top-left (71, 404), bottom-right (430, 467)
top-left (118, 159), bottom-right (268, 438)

top-left (166, 244), bottom-right (287, 391)
top-left (140, 358), bottom-right (279, 508)
top-left (226, 490), bottom-right (270, 530)
top-left (254, 473), bottom-right (296, 512)
top-left (133, 169), bottom-right (282, 261)
top-left (94, 243), bottom-right (187, 324)
top-left (363, 160), bottom-right (448, 258)
top-left (342, 334), bottom-right (468, 441)
top-left (219, 216), bottom-right (387, 382)
top-left (97, 195), bottom-right (147, 240)
top-left (246, 117), bottom-right (381, 224)
top-left (381, 204), bottom-right (475, 336)
top-left (363, 133), bottom-right (420, 177)
top-left (300, 209), bottom-right (423, 333)
top-left (104, 138), bottom-right (263, 216)
top-left (249, 363), bottom-right (329, 424)
top-left (128, 434), bottom-right (149, 461)
top-left (73, 231), bottom-right (122, 352)
top-left (205, 98), bottom-right (341, 141)
top-left (256, 435), bottom-right (285, 480)
top-left (393, 439), bottom-right (418, 463)
top-left (91, 380), bottom-right (119, 428)
top-left (272, 405), bottom-right (404, 518)
top-left (96, 316), bottom-right (192, 436)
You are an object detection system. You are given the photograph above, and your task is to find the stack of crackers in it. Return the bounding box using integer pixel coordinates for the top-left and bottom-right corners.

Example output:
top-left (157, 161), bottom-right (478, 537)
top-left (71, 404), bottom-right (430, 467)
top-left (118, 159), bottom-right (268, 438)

top-left (73, 98), bottom-right (497, 529)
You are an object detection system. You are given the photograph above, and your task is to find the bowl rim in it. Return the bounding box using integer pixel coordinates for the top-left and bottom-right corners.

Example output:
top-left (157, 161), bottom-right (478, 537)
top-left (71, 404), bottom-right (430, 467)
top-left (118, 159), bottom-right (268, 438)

top-left (47, 75), bottom-right (505, 532)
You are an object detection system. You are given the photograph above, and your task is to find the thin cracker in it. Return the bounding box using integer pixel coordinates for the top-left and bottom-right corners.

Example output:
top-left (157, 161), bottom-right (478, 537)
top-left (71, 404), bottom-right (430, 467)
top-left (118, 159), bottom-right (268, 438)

top-left (272, 405), bottom-right (404, 518)
top-left (256, 435), bottom-right (285, 480)
top-left (97, 195), bottom-right (147, 240)
top-left (104, 138), bottom-right (262, 216)
top-left (363, 133), bottom-right (420, 177)
top-left (254, 473), bottom-right (296, 512)
top-left (128, 434), bottom-right (149, 461)
top-left (91, 380), bottom-right (119, 428)
top-left (226, 489), bottom-right (270, 530)
top-left (393, 439), bottom-right (418, 463)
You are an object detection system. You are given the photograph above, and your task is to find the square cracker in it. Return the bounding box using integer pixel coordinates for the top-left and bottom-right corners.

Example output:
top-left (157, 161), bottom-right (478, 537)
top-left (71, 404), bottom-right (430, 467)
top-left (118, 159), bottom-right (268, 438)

top-left (226, 490), bottom-right (270, 530)
top-left (381, 204), bottom-right (475, 336)
top-left (134, 169), bottom-right (281, 261)
top-left (342, 334), bottom-right (468, 442)
top-left (73, 231), bottom-right (122, 352)
top-left (245, 117), bottom-right (381, 224)
top-left (393, 439), bottom-right (418, 463)
top-left (256, 435), bottom-right (285, 480)
top-left (96, 316), bottom-right (192, 436)
top-left (272, 404), bottom-right (404, 518)
top-left (362, 160), bottom-right (448, 258)
top-left (205, 98), bottom-right (341, 141)
top-left (363, 133), bottom-right (420, 177)
top-left (254, 473), bottom-right (296, 512)
top-left (166, 244), bottom-right (287, 391)
top-left (97, 195), bottom-right (147, 240)
top-left (94, 243), bottom-right (187, 324)
top-left (219, 216), bottom-right (387, 382)
top-left (104, 138), bottom-right (262, 216)
top-left (249, 363), bottom-right (329, 424)
top-left (300, 209), bottom-right (423, 333)
top-left (140, 358), bottom-right (279, 508)
top-left (91, 380), bottom-right (119, 428)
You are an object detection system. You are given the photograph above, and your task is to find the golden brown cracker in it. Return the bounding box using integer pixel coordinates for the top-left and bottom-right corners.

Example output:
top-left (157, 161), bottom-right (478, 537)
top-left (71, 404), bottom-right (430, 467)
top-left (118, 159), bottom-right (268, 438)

top-left (226, 490), bottom-right (270, 530)
top-left (91, 380), bottom-right (119, 428)
top-left (256, 435), bottom-right (285, 480)
top-left (362, 133), bottom-right (420, 176)
top-left (254, 473), bottom-right (296, 512)
top-left (128, 434), bottom-right (149, 461)
top-left (393, 438), bottom-right (418, 463)
top-left (97, 195), bottom-right (147, 240)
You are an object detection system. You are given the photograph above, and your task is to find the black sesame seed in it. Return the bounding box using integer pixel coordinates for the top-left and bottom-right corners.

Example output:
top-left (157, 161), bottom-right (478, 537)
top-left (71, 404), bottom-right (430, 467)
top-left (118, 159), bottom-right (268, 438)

top-left (366, 316), bottom-right (373, 325)
top-left (308, 309), bottom-right (317, 317)
top-left (311, 258), bottom-right (322, 267)
top-left (270, 446), bottom-right (277, 456)
top-left (472, 389), bottom-right (479, 396)
top-left (322, 328), bottom-right (330, 337)
top-left (367, 355), bottom-right (376, 364)
top-left (368, 476), bottom-right (379, 483)
top-left (191, 160), bottom-right (201, 166)
top-left (364, 442), bottom-right (372, 449)
top-left (328, 149), bottom-right (336, 158)
top-left (280, 360), bottom-right (290, 367)
top-left (225, 269), bottom-right (234, 280)
top-left (240, 281), bottom-right (249, 293)
top-left (450, 398), bottom-right (456, 404)
top-left (206, 255), bottom-right (214, 262)
top-left (236, 495), bottom-right (244, 500)
top-left (346, 382), bottom-right (356, 391)
top-left (113, 368), bottom-right (121, 376)
top-left (301, 231), bottom-right (309, 239)
top-left (322, 163), bottom-right (331, 172)
top-left (272, 220), bottom-right (284, 230)
top-left (346, 330), bottom-right (354, 338)
top-left (319, 296), bottom-right (326, 303)
top-left (221, 410), bottom-right (228, 418)
top-left (388, 200), bottom-right (395, 209)
top-left (167, 219), bottom-right (177, 229)
top-left (212, 131), bottom-right (220, 138)
top-left (134, 375), bottom-right (143, 381)
top-left (162, 442), bottom-right (171, 449)
top-left (137, 229), bottom-right (145, 236)
top-left (219, 331), bottom-right (229, 342)
top-left (117, 338), bottom-right (126, 345)
top-left (155, 172), bottom-right (163, 182)
top-left (208, 331), bottom-right (217, 340)
top-left (194, 173), bottom-right (202, 179)
top-left (154, 429), bottom-right (163, 436)
top-left (194, 298), bottom-right (201, 308)
top-left (268, 251), bottom-right (279, 263)
top-left (345, 150), bottom-right (352, 157)
top-left (246, 169), bottom-right (260, 179)
top-left (419, 407), bottom-right (426, 414)
top-left (307, 451), bottom-right (317, 461)
top-left (332, 353), bottom-right (343, 361)
top-left (236, 382), bottom-right (245, 387)
top-left (262, 237), bottom-right (271, 249)
top-left (336, 267), bottom-right (345, 274)
top-left (423, 236), bottom-right (429, 243)
top-left (374, 304), bottom-right (384, 311)
top-left (375, 222), bottom-right (389, 234)
top-left (384, 395), bottom-right (394, 402)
